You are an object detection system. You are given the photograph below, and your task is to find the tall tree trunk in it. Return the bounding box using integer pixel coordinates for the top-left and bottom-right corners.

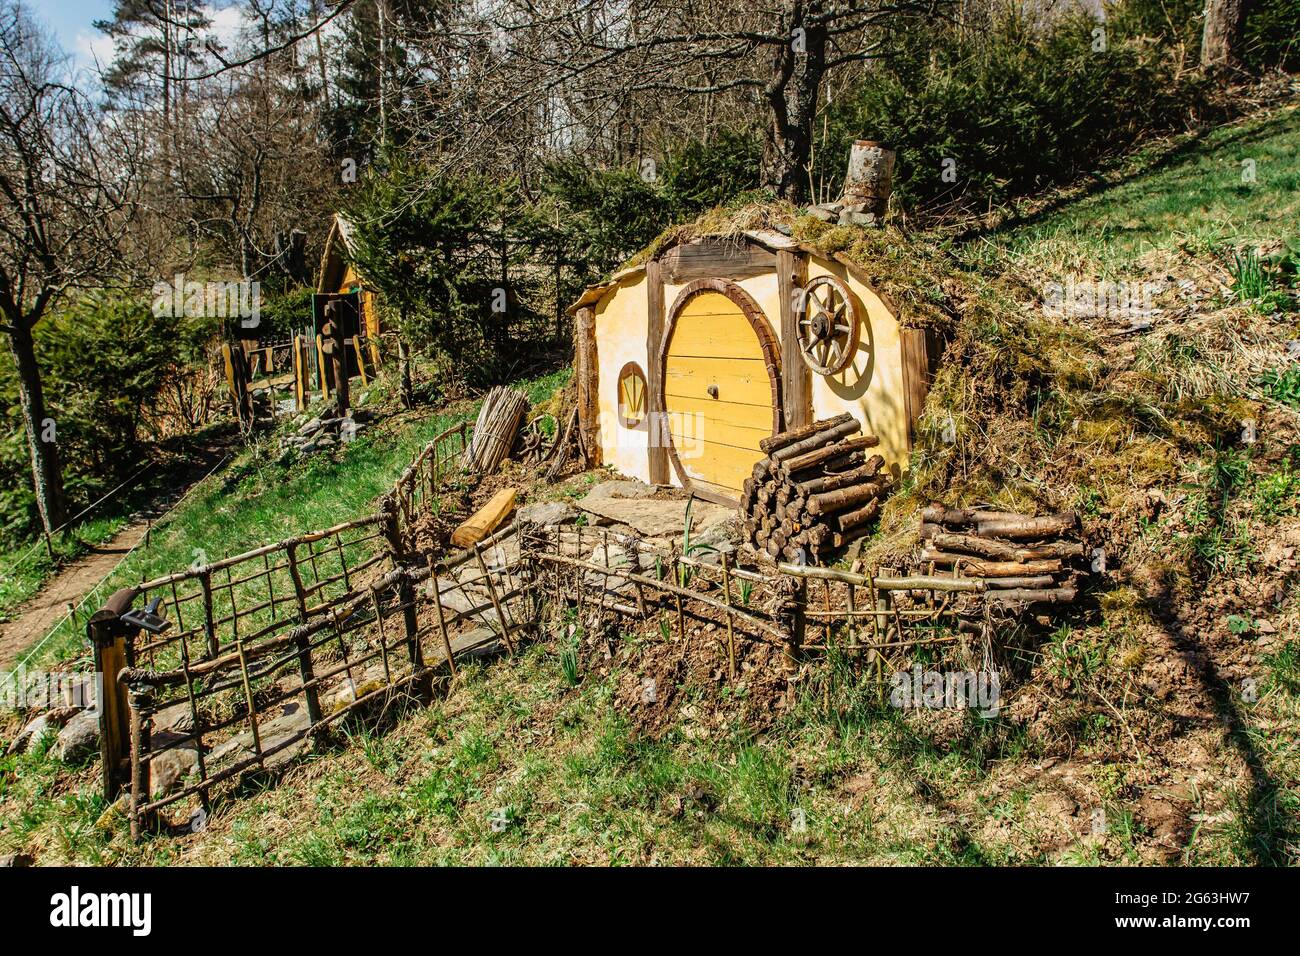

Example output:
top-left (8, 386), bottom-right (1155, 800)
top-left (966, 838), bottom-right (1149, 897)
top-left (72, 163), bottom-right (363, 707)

top-left (761, 2), bottom-right (827, 203)
top-left (7, 320), bottom-right (66, 534)
top-left (313, 0), bottom-right (333, 115)
top-left (397, 304), bottom-right (413, 409)
top-left (1202, 0), bottom-right (1250, 69)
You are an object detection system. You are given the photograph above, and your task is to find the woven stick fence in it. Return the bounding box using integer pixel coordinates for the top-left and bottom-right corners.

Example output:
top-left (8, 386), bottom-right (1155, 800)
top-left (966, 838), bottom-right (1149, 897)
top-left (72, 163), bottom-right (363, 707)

top-left (390, 420), bottom-right (474, 546)
top-left (517, 524), bottom-right (985, 685)
top-left (93, 420), bottom-right (1011, 841)
top-left (113, 521), bottom-right (532, 840)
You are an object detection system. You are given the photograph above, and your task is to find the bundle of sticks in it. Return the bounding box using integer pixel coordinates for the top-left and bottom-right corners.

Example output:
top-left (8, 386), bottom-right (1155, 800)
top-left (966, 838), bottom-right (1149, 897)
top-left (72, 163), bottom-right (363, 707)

top-left (464, 386), bottom-right (530, 475)
top-left (916, 504), bottom-right (1086, 607)
top-left (741, 412), bottom-right (893, 563)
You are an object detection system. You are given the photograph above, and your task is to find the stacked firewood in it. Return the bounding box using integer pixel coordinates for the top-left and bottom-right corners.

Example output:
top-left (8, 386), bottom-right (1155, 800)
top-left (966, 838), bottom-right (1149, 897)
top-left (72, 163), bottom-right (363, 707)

top-left (916, 504), bottom-right (1085, 607)
top-left (741, 413), bottom-right (893, 562)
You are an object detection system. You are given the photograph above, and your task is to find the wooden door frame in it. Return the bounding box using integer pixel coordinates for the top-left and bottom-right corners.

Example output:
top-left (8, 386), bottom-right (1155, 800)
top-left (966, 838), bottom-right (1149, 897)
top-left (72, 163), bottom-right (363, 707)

top-left (655, 277), bottom-right (782, 506)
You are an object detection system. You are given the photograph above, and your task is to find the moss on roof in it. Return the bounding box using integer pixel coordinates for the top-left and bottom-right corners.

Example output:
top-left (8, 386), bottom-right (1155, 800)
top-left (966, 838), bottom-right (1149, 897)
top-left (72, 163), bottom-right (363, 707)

top-left (613, 201), bottom-right (970, 330)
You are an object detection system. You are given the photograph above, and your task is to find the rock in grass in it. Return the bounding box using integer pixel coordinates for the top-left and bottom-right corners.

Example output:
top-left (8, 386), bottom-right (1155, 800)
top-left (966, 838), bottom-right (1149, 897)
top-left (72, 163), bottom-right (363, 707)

top-left (153, 702), bottom-right (194, 734)
top-left (6, 706), bottom-right (80, 755)
top-left (838, 209), bottom-right (879, 227)
top-left (150, 742), bottom-right (199, 799)
top-left (516, 501), bottom-right (578, 526)
top-left (51, 710), bottom-right (100, 764)
top-left (806, 203), bottom-right (841, 222)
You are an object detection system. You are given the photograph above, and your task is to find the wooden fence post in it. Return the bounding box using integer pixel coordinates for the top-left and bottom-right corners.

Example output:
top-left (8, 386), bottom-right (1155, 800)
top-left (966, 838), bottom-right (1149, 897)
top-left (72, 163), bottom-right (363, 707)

top-left (378, 493), bottom-right (407, 567)
top-left (88, 587), bottom-right (138, 802)
top-left (398, 571), bottom-right (426, 696)
top-left (128, 682), bottom-right (153, 842)
top-left (285, 542), bottom-right (323, 724)
top-left (775, 575), bottom-right (807, 678)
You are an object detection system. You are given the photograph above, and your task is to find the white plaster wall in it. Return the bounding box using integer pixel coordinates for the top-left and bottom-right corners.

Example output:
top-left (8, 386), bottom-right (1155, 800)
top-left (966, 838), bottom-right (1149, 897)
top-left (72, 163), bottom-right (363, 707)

top-left (593, 273), bottom-right (651, 483)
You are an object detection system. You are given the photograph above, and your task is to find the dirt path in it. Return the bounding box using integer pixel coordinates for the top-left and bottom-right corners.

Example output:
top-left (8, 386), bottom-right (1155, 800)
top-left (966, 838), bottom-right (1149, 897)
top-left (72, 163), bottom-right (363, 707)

top-left (0, 519), bottom-right (149, 670)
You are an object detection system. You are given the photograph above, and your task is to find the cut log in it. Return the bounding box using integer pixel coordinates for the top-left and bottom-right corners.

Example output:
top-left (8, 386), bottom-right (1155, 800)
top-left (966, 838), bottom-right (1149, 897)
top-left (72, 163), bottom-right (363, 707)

top-left (758, 412), bottom-right (855, 454)
top-left (918, 549), bottom-right (1063, 577)
top-left (930, 533), bottom-right (1085, 562)
top-left (781, 436), bottom-right (878, 476)
top-left (832, 524), bottom-right (874, 550)
top-left (986, 587), bottom-right (1077, 604)
top-left (451, 488), bottom-right (518, 548)
top-left (836, 497), bottom-right (880, 532)
top-left (921, 505), bottom-right (1028, 526)
top-left (768, 417), bottom-right (862, 463)
top-left (982, 575), bottom-right (1057, 590)
top-left (794, 456), bottom-right (884, 496)
top-left (806, 479), bottom-right (888, 516)
top-left (975, 513), bottom-right (1079, 540)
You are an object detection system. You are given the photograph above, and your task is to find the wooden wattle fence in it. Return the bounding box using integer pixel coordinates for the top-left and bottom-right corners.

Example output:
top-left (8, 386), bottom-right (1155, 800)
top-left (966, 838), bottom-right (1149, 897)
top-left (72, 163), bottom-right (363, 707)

top-left (89, 421), bottom-right (481, 838)
top-left (89, 418), bottom-right (1022, 840)
top-left (390, 420), bottom-right (474, 541)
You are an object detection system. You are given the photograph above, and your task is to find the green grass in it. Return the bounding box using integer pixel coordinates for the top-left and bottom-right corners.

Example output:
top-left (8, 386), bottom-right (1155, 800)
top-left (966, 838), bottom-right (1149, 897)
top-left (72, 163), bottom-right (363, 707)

top-left (966, 104), bottom-right (1300, 276)
top-left (4, 367), bottom-right (570, 673)
top-left (0, 424), bottom-right (242, 627)
top-left (0, 512), bottom-right (135, 625)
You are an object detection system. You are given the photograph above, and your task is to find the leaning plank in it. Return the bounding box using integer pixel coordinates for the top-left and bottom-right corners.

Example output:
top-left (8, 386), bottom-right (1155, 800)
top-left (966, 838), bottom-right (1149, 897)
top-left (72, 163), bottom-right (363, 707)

top-left (451, 488), bottom-right (518, 548)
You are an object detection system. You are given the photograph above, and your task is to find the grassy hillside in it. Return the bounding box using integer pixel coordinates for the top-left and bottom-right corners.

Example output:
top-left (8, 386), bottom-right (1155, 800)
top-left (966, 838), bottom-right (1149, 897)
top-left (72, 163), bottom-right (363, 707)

top-left (2, 370), bottom-right (568, 674)
top-left (967, 103), bottom-right (1300, 274)
top-left (2, 104), bottom-right (1298, 866)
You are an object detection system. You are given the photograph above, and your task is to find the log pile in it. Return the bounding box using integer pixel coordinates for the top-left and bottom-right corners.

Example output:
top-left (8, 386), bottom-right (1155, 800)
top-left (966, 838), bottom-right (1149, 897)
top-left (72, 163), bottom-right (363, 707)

top-left (740, 413), bottom-right (893, 563)
top-left (916, 504), bottom-right (1086, 608)
top-left (465, 386), bottom-right (530, 475)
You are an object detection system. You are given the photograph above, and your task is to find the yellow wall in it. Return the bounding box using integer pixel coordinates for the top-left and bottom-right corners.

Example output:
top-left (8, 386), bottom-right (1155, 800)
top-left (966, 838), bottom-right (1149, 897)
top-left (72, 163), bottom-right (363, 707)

top-left (339, 264), bottom-right (379, 337)
top-left (592, 249), bottom-right (908, 493)
top-left (805, 260), bottom-right (908, 474)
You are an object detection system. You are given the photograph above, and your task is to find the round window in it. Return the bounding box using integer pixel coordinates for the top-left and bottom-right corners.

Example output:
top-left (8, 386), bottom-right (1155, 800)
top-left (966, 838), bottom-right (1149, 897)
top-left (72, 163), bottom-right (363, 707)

top-left (617, 362), bottom-right (648, 429)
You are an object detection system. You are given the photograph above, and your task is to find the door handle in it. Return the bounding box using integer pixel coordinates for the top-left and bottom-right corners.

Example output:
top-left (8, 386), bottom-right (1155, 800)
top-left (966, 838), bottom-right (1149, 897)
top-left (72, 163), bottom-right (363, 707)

top-left (707, 384), bottom-right (719, 399)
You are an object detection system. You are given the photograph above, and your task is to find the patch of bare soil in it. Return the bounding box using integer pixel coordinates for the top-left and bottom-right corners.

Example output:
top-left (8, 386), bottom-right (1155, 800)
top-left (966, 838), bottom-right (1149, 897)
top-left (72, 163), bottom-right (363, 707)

top-left (595, 611), bottom-right (792, 739)
top-left (0, 520), bottom-right (149, 669)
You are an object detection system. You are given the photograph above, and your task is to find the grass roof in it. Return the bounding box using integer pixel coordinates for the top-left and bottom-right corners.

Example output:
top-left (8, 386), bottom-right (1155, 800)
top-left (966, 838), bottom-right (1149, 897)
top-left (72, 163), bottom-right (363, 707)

top-left (617, 200), bottom-right (970, 330)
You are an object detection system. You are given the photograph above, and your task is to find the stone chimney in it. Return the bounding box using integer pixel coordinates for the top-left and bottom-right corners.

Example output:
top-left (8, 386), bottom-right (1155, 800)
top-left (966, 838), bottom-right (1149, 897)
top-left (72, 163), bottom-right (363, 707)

top-left (806, 140), bottom-right (895, 227)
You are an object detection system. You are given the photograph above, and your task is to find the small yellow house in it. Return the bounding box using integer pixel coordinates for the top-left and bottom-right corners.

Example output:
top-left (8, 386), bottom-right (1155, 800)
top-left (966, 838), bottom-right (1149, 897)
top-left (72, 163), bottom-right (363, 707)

top-left (569, 226), bottom-right (945, 506)
top-left (316, 214), bottom-right (380, 340)
top-left (314, 213), bottom-right (381, 384)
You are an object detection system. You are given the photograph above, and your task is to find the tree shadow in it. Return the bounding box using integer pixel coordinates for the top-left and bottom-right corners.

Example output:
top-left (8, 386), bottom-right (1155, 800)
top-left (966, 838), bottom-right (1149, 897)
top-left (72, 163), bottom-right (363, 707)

top-left (1140, 575), bottom-right (1297, 865)
top-left (954, 110), bottom-right (1300, 244)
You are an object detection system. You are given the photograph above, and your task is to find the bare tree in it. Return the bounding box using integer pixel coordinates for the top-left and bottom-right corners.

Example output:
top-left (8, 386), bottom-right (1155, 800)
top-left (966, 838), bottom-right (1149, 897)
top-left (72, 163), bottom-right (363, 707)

top-left (440, 0), bottom-right (942, 202)
top-left (0, 1), bottom-right (138, 534)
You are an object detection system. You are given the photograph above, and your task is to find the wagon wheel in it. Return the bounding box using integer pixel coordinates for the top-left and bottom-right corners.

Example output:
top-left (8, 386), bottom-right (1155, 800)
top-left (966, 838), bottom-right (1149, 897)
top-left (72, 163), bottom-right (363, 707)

top-left (515, 415), bottom-right (558, 465)
top-left (798, 275), bottom-right (860, 375)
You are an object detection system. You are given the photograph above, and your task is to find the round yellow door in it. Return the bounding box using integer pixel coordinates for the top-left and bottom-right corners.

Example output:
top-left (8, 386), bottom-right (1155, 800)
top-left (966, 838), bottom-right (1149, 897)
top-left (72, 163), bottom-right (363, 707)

top-left (663, 290), bottom-right (776, 495)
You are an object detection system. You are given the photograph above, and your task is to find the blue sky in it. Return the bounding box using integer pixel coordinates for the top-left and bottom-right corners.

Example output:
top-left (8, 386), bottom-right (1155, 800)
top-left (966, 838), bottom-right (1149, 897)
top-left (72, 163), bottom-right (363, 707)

top-left (30, 0), bottom-right (115, 65)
